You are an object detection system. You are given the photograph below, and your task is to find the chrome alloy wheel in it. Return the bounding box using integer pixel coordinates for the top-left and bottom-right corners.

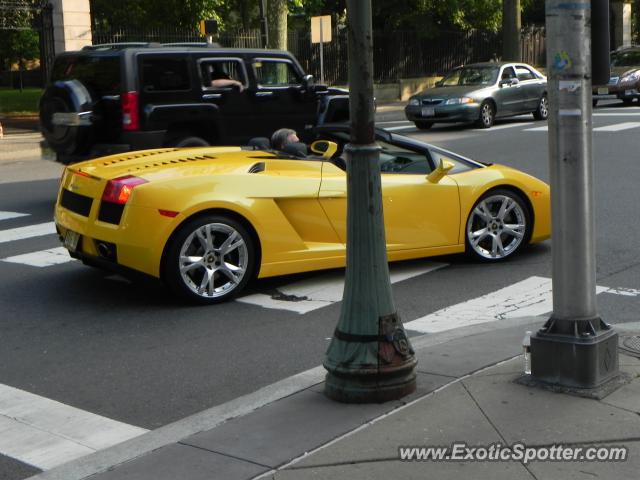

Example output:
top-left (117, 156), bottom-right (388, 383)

top-left (466, 194), bottom-right (527, 260)
top-left (178, 223), bottom-right (248, 298)
top-left (539, 96), bottom-right (549, 118)
top-left (479, 102), bottom-right (494, 128)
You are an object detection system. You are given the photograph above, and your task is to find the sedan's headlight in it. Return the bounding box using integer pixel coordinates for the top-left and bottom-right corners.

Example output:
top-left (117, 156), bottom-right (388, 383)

top-left (408, 98), bottom-right (421, 106)
top-left (621, 70), bottom-right (640, 83)
top-left (444, 97), bottom-right (474, 105)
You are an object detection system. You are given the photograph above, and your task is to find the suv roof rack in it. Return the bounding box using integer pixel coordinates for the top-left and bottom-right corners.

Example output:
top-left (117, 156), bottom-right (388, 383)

top-left (82, 42), bottom-right (222, 51)
top-left (82, 42), bottom-right (162, 51)
top-left (161, 42), bottom-right (221, 48)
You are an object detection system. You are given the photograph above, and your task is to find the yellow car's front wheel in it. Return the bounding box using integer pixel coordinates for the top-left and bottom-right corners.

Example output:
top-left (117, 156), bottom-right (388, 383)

top-left (465, 189), bottom-right (531, 261)
top-left (164, 214), bottom-right (257, 304)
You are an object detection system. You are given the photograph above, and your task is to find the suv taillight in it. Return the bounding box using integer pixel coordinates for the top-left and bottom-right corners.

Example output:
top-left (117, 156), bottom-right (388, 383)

top-left (102, 175), bottom-right (148, 204)
top-left (121, 91), bottom-right (139, 131)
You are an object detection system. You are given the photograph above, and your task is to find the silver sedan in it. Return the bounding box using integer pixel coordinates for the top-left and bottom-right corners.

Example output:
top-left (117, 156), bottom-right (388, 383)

top-left (405, 62), bottom-right (548, 130)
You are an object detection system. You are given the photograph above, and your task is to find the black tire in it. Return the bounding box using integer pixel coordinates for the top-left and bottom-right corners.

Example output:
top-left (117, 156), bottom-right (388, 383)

top-left (163, 214), bottom-right (257, 304)
top-left (465, 188), bottom-right (531, 262)
top-left (39, 79), bottom-right (96, 158)
top-left (592, 99), bottom-right (598, 108)
top-left (170, 136), bottom-right (210, 148)
top-left (475, 101), bottom-right (495, 129)
top-left (622, 98), bottom-right (635, 106)
top-left (533, 93), bottom-right (549, 121)
top-left (414, 120), bottom-right (433, 130)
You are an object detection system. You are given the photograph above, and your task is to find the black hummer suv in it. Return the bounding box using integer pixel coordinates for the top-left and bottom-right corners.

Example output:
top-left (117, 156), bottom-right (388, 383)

top-left (40, 43), bottom-right (350, 163)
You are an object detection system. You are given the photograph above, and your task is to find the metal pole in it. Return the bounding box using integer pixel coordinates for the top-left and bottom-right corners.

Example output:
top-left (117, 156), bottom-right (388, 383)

top-left (319, 18), bottom-right (324, 85)
top-left (258, 0), bottom-right (269, 49)
top-left (530, 0), bottom-right (618, 389)
top-left (323, 0), bottom-right (416, 403)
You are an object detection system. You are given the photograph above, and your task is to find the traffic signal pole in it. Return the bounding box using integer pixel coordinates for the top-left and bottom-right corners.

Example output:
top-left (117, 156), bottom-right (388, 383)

top-left (323, 0), bottom-right (417, 403)
top-left (530, 0), bottom-right (619, 389)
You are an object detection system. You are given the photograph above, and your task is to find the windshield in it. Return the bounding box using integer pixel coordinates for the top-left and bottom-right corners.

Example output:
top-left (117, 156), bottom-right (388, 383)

top-left (611, 50), bottom-right (640, 67)
top-left (440, 66), bottom-right (499, 86)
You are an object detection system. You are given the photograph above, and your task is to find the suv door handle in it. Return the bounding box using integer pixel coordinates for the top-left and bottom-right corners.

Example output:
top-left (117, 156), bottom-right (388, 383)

top-left (255, 91), bottom-right (274, 97)
top-left (203, 93), bottom-right (223, 100)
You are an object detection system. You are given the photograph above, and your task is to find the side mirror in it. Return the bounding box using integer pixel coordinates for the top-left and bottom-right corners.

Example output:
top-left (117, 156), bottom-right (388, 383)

top-left (427, 159), bottom-right (455, 184)
top-left (310, 140), bottom-right (338, 158)
top-left (302, 74), bottom-right (315, 90)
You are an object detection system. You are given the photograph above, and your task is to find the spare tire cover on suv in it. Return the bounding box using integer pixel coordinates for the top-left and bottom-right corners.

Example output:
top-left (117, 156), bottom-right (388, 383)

top-left (40, 79), bottom-right (96, 156)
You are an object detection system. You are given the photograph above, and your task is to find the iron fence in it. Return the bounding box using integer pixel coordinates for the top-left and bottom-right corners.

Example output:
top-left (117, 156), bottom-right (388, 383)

top-left (91, 26), bottom-right (547, 85)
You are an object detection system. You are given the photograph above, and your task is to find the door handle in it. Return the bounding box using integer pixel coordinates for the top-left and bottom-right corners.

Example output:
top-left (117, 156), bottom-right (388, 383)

top-left (255, 91), bottom-right (274, 97)
top-left (203, 93), bottom-right (222, 100)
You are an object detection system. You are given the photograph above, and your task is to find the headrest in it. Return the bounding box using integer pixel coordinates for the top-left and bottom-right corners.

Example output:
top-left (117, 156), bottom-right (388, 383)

top-left (247, 137), bottom-right (271, 150)
top-left (283, 142), bottom-right (308, 158)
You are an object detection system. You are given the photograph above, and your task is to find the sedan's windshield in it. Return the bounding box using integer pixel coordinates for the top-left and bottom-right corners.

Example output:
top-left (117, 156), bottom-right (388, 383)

top-left (440, 66), bottom-right (499, 86)
top-left (611, 50), bottom-right (640, 67)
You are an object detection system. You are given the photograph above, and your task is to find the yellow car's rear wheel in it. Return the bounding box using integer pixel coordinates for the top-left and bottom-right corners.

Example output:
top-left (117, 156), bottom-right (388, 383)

top-left (465, 189), bottom-right (530, 261)
top-left (164, 215), bottom-right (256, 304)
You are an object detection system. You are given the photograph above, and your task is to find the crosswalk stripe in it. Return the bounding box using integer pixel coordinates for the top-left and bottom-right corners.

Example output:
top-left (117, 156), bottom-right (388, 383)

top-left (594, 112), bottom-right (640, 116)
top-left (1, 247), bottom-right (73, 267)
top-left (237, 261), bottom-right (447, 313)
top-left (403, 276), bottom-right (635, 334)
top-left (0, 211), bottom-right (29, 221)
top-left (593, 121), bottom-right (640, 132)
top-left (0, 222), bottom-right (56, 244)
top-left (386, 125), bottom-right (416, 132)
top-left (0, 383), bottom-right (148, 470)
top-left (524, 125), bottom-right (548, 132)
top-left (473, 122), bottom-right (534, 132)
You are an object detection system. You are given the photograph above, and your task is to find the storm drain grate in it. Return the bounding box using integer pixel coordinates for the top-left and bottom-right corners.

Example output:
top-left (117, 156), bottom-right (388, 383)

top-left (619, 335), bottom-right (640, 358)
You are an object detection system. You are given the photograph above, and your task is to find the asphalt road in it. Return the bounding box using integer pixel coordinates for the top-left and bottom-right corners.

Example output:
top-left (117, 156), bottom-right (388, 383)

top-left (0, 100), bottom-right (639, 479)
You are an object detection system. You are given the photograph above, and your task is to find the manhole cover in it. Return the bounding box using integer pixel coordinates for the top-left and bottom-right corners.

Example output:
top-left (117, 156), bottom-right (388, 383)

top-left (619, 335), bottom-right (640, 358)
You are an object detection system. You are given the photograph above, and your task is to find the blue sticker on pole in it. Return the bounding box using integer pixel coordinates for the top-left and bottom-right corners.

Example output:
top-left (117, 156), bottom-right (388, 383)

top-left (553, 52), bottom-right (572, 71)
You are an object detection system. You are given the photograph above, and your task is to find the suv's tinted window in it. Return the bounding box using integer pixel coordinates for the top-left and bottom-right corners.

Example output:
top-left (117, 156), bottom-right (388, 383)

top-left (254, 59), bottom-right (301, 87)
top-left (199, 58), bottom-right (247, 89)
top-left (51, 56), bottom-right (121, 95)
top-left (141, 57), bottom-right (190, 92)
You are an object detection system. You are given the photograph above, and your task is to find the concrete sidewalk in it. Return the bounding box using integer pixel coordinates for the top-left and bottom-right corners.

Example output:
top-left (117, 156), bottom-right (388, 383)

top-left (28, 318), bottom-right (640, 480)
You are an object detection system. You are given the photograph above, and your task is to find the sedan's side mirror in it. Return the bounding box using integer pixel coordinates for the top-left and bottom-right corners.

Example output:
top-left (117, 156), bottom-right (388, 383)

top-left (427, 159), bottom-right (455, 183)
top-left (310, 140), bottom-right (338, 158)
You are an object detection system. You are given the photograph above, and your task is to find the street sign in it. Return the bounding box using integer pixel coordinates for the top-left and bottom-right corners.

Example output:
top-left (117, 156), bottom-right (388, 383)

top-left (311, 15), bottom-right (332, 85)
top-left (311, 15), bottom-right (332, 44)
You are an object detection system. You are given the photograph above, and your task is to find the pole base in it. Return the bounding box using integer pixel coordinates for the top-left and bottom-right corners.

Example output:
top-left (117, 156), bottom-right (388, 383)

top-left (531, 318), bottom-right (619, 389)
top-left (324, 367), bottom-right (416, 404)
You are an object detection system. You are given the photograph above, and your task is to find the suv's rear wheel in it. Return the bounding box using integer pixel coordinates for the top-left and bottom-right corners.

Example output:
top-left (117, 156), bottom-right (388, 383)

top-left (170, 136), bottom-right (210, 148)
top-left (39, 80), bottom-right (96, 158)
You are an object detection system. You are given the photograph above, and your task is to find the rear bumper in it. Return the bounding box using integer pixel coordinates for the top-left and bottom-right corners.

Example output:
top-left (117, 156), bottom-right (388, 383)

top-left (55, 199), bottom-right (178, 279)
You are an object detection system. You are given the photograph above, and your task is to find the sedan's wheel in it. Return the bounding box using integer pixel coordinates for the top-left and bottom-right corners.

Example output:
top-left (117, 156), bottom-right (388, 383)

top-left (465, 190), bottom-right (530, 261)
top-left (533, 94), bottom-right (549, 120)
top-left (476, 101), bottom-right (495, 128)
top-left (415, 120), bottom-right (433, 130)
top-left (164, 215), bottom-right (256, 304)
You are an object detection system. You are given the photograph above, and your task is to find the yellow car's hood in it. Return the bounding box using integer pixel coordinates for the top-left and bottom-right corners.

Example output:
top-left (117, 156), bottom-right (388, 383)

top-left (69, 147), bottom-right (274, 181)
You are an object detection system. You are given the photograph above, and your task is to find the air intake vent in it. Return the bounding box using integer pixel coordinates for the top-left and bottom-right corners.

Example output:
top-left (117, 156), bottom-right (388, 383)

top-left (248, 162), bottom-right (266, 174)
top-left (61, 189), bottom-right (93, 216)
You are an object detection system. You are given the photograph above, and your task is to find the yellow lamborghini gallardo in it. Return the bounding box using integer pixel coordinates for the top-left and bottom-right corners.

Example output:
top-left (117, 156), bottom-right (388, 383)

top-left (54, 126), bottom-right (550, 304)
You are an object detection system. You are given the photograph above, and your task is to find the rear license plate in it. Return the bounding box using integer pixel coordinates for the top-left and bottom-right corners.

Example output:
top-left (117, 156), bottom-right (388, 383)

top-left (421, 107), bottom-right (435, 117)
top-left (64, 230), bottom-right (80, 252)
top-left (597, 87), bottom-right (609, 95)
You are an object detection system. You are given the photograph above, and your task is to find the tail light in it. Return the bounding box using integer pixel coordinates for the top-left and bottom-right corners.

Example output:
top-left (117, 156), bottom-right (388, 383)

top-left (121, 91), bottom-right (139, 131)
top-left (102, 175), bottom-right (148, 205)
